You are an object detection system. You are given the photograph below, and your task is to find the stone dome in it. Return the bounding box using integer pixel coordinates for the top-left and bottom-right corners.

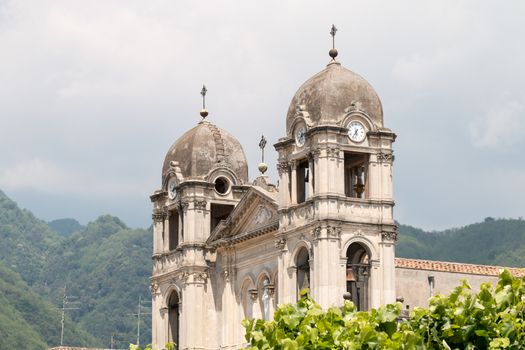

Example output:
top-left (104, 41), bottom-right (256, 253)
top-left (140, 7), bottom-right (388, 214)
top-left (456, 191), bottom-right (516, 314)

top-left (286, 61), bottom-right (383, 134)
top-left (162, 121), bottom-right (249, 183)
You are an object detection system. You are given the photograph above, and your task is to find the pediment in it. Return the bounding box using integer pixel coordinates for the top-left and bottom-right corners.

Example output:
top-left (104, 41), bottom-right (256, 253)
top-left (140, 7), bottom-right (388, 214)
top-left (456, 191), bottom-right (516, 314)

top-left (207, 186), bottom-right (278, 246)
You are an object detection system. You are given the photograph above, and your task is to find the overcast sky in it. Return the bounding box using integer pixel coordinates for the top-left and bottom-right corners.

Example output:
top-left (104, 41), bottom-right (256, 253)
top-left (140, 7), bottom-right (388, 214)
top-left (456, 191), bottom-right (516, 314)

top-left (1, 0), bottom-right (524, 230)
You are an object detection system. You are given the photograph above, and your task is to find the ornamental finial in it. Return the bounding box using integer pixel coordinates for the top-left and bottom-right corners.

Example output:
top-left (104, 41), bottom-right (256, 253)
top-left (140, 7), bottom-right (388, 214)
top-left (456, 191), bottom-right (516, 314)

top-left (329, 24), bottom-right (338, 60)
top-left (200, 85), bottom-right (208, 119)
top-left (258, 135), bottom-right (268, 174)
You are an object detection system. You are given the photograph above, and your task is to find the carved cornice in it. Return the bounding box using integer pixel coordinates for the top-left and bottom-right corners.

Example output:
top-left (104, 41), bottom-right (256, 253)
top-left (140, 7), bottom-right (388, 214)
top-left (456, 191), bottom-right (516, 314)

top-left (310, 147), bottom-right (321, 160)
top-left (150, 281), bottom-right (159, 295)
top-left (194, 200), bottom-right (207, 211)
top-left (327, 224), bottom-right (342, 238)
top-left (274, 238), bottom-right (286, 251)
top-left (193, 271), bottom-right (208, 283)
top-left (326, 146), bottom-right (340, 159)
top-left (312, 223), bottom-right (342, 241)
top-left (312, 225), bottom-right (322, 240)
top-left (381, 231), bottom-right (398, 242)
top-left (377, 152), bottom-right (395, 164)
top-left (179, 201), bottom-right (189, 213)
top-left (277, 161), bottom-right (290, 175)
top-left (152, 208), bottom-right (168, 222)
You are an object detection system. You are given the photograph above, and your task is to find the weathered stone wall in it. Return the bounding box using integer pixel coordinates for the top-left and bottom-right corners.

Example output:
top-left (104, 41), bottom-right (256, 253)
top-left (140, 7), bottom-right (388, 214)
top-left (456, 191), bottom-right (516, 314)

top-left (395, 267), bottom-right (499, 309)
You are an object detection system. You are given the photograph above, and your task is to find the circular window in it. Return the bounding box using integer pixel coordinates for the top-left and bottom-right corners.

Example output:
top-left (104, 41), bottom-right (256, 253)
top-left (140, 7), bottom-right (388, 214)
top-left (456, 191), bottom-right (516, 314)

top-left (214, 177), bottom-right (230, 195)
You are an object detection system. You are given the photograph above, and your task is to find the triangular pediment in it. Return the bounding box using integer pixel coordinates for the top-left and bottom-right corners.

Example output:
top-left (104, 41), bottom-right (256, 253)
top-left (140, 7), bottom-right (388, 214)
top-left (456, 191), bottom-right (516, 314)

top-left (207, 186), bottom-right (278, 246)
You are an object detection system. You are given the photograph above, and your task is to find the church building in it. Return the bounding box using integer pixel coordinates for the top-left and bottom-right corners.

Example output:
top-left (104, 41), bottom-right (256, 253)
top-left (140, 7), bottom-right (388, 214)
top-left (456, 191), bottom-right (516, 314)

top-left (148, 29), bottom-right (524, 349)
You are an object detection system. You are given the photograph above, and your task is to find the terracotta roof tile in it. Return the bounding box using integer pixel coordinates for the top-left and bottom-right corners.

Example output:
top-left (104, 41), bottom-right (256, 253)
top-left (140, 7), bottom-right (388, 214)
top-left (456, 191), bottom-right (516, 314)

top-left (395, 258), bottom-right (525, 278)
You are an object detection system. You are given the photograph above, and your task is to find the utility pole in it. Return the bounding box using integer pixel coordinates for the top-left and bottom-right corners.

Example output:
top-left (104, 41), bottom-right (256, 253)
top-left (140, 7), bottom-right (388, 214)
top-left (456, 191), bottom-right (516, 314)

top-left (128, 296), bottom-right (151, 347)
top-left (56, 284), bottom-right (80, 346)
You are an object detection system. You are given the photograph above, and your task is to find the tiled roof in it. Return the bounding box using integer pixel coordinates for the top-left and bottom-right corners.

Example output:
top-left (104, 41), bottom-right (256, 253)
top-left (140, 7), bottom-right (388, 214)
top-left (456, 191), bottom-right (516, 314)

top-left (395, 258), bottom-right (525, 278)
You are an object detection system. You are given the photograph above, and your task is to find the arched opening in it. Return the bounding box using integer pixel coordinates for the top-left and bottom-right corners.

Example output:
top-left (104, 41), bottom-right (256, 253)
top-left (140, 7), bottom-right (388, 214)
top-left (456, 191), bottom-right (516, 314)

top-left (346, 242), bottom-right (370, 311)
top-left (168, 291), bottom-right (180, 348)
top-left (258, 275), bottom-right (271, 320)
top-left (295, 247), bottom-right (310, 299)
top-left (241, 279), bottom-right (254, 320)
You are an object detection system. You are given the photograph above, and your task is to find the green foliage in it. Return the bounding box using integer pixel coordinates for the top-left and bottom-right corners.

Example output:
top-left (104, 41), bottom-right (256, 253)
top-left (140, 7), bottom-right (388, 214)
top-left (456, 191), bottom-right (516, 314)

top-left (48, 218), bottom-right (84, 237)
top-left (0, 262), bottom-right (97, 349)
top-left (129, 342), bottom-right (176, 350)
top-left (39, 215), bottom-right (153, 347)
top-left (245, 272), bottom-right (525, 349)
top-left (397, 219), bottom-right (525, 267)
top-left (0, 191), bottom-right (152, 347)
top-left (0, 190), bottom-right (61, 285)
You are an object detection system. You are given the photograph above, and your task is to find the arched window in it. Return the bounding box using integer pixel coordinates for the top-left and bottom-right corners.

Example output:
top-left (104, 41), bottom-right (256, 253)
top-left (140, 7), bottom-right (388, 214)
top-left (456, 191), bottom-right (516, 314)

top-left (258, 275), bottom-right (272, 321)
top-left (295, 247), bottom-right (310, 299)
top-left (241, 279), bottom-right (254, 319)
top-left (168, 292), bottom-right (180, 348)
top-left (346, 243), bottom-right (370, 311)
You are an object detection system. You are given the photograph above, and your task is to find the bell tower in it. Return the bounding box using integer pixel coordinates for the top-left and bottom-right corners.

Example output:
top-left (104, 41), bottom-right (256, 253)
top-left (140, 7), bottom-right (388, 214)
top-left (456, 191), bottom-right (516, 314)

top-left (150, 86), bottom-right (250, 349)
top-left (274, 26), bottom-right (397, 309)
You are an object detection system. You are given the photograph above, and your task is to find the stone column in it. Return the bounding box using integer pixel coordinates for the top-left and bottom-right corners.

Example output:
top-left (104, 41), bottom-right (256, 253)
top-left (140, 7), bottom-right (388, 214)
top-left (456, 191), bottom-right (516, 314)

top-left (150, 282), bottom-right (161, 349)
top-left (277, 161), bottom-right (290, 207)
top-left (152, 209), bottom-right (166, 255)
top-left (368, 154), bottom-right (380, 200)
top-left (290, 160), bottom-right (297, 205)
top-left (377, 152), bottom-right (394, 200)
top-left (313, 224), bottom-right (342, 308)
top-left (380, 231), bottom-right (397, 305)
top-left (183, 272), bottom-right (208, 349)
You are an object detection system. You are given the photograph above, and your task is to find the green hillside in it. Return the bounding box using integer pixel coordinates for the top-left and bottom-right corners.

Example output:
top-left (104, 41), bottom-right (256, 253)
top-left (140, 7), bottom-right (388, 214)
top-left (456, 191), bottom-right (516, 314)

top-left (0, 262), bottom-right (97, 349)
top-left (397, 217), bottom-right (525, 267)
top-left (39, 216), bottom-right (152, 347)
top-left (0, 191), bottom-right (152, 348)
top-left (48, 218), bottom-right (84, 237)
top-left (0, 190), bottom-right (61, 286)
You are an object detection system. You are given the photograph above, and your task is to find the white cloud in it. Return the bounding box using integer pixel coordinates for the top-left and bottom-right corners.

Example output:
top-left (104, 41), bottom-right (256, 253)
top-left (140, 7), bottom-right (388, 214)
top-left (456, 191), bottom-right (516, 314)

top-left (469, 100), bottom-right (525, 149)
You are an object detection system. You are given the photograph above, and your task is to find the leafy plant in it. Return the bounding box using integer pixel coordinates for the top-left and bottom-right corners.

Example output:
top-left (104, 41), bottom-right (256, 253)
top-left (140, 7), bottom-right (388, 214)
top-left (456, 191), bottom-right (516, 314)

top-left (244, 271), bottom-right (525, 349)
top-left (130, 342), bottom-right (176, 350)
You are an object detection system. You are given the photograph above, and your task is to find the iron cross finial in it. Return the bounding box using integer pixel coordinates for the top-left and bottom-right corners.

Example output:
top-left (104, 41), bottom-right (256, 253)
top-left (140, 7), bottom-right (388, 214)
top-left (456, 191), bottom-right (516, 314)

top-left (329, 24), bottom-right (339, 60)
top-left (259, 135), bottom-right (267, 163)
top-left (330, 24), bottom-right (337, 49)
top-left (200, 85), bottom-right (209, 119)
top-left (200, 85), bottom-right (207, 109)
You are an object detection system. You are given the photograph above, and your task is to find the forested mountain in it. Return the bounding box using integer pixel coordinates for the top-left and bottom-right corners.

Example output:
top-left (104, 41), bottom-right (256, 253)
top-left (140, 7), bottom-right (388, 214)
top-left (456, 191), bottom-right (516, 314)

top-left (397, 217), bottom-right (525, 267)
top-left (1, 189), bottom-right (524, 349)
top-left (47, 218), bottom-right (84, 237)
top-left (0, 191), bottom-right (152, 348)
top-left (0, 262), bottom-right (97, 349)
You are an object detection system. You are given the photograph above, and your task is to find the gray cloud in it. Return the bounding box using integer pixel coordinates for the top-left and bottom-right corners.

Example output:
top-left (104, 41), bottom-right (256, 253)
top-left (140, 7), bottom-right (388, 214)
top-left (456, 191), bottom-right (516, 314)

top-left (1, 0), bottom-right (524, 229)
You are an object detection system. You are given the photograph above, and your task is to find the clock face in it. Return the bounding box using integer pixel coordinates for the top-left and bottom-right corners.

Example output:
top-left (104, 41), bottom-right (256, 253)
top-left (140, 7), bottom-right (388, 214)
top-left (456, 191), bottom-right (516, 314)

top-left (347, 121), bottom-right (366, 142)
top-left (168, 179), bottom-right (177, 199)
top-left (295, 126), bottom-right (306, 147)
